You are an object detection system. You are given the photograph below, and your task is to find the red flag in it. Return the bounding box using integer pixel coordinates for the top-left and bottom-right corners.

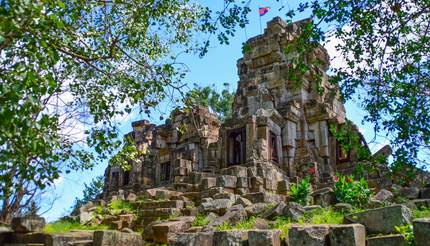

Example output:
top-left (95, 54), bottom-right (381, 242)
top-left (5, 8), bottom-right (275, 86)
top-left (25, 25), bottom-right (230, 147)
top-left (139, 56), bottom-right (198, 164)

top-left (259, 7), bottom-right (270, 16)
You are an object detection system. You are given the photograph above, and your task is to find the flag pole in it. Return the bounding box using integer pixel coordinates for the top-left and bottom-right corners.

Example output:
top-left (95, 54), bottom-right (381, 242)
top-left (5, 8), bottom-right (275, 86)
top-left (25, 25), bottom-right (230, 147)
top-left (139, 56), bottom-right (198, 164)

top-left (259, 6), bottom-right (262, 34)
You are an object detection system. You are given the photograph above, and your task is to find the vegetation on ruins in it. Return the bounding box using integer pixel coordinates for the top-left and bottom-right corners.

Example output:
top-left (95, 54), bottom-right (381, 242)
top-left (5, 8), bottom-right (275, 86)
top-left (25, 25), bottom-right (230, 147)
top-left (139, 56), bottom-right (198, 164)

top-left (183, 83), bottom-right (235, 121)
top-left (289, 177), bottom-right (312, 206)
top-left (284, 0), bottom-right (430, 175)
top-left (192, 213), bottom-right (210, 227)
top-left (71, 176), bottom-right (104, 214)
top-left (333, 174), bottom-right (371, 207)
top-left (215, 216), bottom-right (257, 231)
top-left (44, 218), bottom-right (109, 234)
top-left (395, 224), bottom-right (415, 246)
top-left (0, 0), bottom-right (250, 222)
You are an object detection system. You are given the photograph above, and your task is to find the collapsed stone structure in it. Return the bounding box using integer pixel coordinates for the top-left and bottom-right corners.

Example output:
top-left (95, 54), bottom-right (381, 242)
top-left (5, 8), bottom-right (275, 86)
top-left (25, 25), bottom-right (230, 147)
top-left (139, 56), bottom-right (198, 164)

top-left (103, 17), bottom-right (374, 200)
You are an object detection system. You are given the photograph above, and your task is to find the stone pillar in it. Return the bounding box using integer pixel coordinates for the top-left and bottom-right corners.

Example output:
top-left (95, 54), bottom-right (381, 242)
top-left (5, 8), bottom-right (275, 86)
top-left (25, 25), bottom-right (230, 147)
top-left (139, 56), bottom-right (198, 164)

top-left (283, 120), bottom-right (297, 176)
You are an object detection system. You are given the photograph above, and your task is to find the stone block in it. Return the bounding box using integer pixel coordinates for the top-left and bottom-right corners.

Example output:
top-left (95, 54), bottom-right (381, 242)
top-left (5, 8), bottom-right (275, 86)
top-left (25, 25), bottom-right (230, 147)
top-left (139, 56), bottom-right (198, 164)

top-left (137, 200), bottom-right (184, 209)
top-left (420, 187), bottom-right (430, 199)
top-left (217, 175), bottom-right (237, 188)
top-left (152, 220), bottom-right (191, 244)
top-left (244, 192), bottom-right (281, 204)
top-left (333, 203), bottom-right (352, 213)
top-left (201, 177), bottom-right (217, 190)
top-left (169, 232), bottom-right (214, 246)
top-left (11, 216), bottom-right (45, 233)
top-left (288, 225), bottom-right (329, 246)
top-left (199, 199), bottom-right (234, 214)
top-left (366, 234), bottom-right (405, 246)
top-left (206, 205), bottom-right (247, 229)
top-left (245, 203), bottom-right (269, 217)
top-left (277, 180), bottom-right (290, 194)
top-left (312, 187), bottom-right (336, 207)
top-left (283, 202), bottom-right (305, 221)
top-left (93, 230), bottom-right (142, 246)
top-left (236, 177), bottom-right (249, 188)
top-left (45, 231), bottom-right (94, 246)
top-left (213, 230), bottom-right (248, 246)
top-left (236, 197), bottom-right (253, 207)
top-left (413, 218), bottom-right (430, 246)
top-left (328, 224), bottom-right (366, 246)
top-left (250, 177), bottom-right (264, 191)
top-left (373, 189), bottom-right (394, 202)
top-left (261, 201), bottom-right (286, 220)
top-left (222, 166), bottom-right (248, 178)
top-left (248, 229), bottom-right (281, 246)
top-left (398, 187), bottom-right (420, 199)
top-left (344, 205), bottom-right (411, 234)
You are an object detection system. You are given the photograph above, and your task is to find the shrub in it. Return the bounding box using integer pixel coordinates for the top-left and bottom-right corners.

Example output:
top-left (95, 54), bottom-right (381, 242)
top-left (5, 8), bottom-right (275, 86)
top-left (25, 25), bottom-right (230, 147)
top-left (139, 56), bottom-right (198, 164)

top-left (289, 177), bottom-right (311, 206)
top-left (299, 208), bottom-right (344, 224)
top-left (193, 213), bottom-right (210, 227)
top-left (333, 175), bottom-right (371, 207)
top-left (215, 217), bottom-right (257, 231)
top-left (412, 208), bottom-right (430, 219)
top-left (271, 217), bottom-right (291, 240)
top-left (108, 199), bottom-right (134, 215)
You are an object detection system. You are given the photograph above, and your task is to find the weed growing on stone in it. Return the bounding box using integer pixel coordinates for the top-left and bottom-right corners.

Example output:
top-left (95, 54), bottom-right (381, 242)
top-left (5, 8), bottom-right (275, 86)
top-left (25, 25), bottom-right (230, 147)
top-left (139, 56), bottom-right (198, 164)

top-left (395, 224), bottom-right (414, 246)
top-left (412, 207), bottom-right (430, 219)
top-left (289, 177), bottom-right (311, 206)
top-left (271, 216), bottom-right (292, 240)
top-left (215, 216), bottom-right (257, 231)
top-left (108, 199), bottom-right (135, 215)
top-left (44, 219), bottom-right (109, 233)
top-left (192, 213), bottom-right (210, 227)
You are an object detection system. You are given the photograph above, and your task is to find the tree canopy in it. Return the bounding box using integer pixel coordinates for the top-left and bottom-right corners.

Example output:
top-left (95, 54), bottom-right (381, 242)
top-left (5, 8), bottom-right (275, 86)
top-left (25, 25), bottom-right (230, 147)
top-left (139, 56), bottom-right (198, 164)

top-left (0, 0), bottom-right (250, 222)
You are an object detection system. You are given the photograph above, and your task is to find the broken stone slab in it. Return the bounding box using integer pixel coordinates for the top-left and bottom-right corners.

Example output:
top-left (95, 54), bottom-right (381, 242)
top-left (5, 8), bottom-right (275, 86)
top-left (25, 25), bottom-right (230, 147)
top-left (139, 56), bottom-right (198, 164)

top-left (288, 225), bottom-right (329, 246)
top-left (372, 189), bottom-right (394, 202)
top-left (252, 218), bottom-right (269, 230)
top-left (151, 220), bottom-right (192, 244)
top-left (413, 218), bottom-right (430, 246)
top-left (304, 205), bottom-right (322, 212)
top-left (245, 203), bottom-right (269, 217)
top-left (366, 234), bottom-right (405, 246)
top-left (11, 216), bottom-right (46, 233)
top-left (283, 202), bottom-right (305, 221)
top-left (236, 197), bottom-right (253, 207)
top-left (277, 180), bottom-right (290, 194)
top-left (205, 205), bottom-right (247, 230)
top-left (248, 229), bottom-right (281, 246)
top-left (406, 199), bottom-right (430, 210)
top-left (169, 232), bottom-right (214, 246)
top-left (79, 202), bottom-right (96, 224)
top-left (213, 230), bottom-right (248, 246)
top-left (344, 205), bottom-right (411, 234)
top-left (0, 221), bottom-right (12, 232)
top-left (217, 175), bottom-right (238, 188)
top-left (261, 201), bottom-right (286, 220)
top-left (93, 230), bottom-right (142, 246)
top-left (199, 199), bottom-right (234, 214)
top-left (45, 231), bottom-right (94, 246)
top-left (312, 187), bottom-right (336, 207)
top-left (213, 192), bottom-right (236, 202)
top-left (328, 224), bottom-right (366, 246)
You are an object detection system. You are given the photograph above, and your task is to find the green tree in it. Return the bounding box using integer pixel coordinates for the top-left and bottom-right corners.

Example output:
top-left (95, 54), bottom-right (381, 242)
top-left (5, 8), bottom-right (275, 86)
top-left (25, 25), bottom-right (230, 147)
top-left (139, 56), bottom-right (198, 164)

top-left (284, 0), bottom-right (430, 173)
top-left (71, 176), bottom-right (104, 213)
top-left (0, 0), bottom-right (251, 222)
top-left (183, 83), bottom-right (235, 121)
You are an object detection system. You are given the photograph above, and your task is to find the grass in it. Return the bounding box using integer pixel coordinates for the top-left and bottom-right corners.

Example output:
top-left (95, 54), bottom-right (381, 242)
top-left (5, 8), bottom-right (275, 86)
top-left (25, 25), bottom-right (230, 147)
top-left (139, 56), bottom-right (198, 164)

top-left (44, 220), bottom-right (110, 233)
top-left (412, 207), bottom-right (430, 219)
top-left (215, 216), bottom-right (257, 231)
top-left (192, 213), bottom-right (210, 227)
top-left (108, 199), bottom-right (135, 215)
top-left (298, 208), bottom-right (344, 225)
top-left (271, 216), bottom-right (291, 240)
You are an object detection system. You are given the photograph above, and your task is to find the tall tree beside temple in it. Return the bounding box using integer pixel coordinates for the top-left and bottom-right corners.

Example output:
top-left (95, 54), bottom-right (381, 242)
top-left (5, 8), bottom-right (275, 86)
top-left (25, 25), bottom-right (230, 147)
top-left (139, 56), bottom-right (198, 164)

top-left (285, 0), bottom-right (430, 178)
top-left (0, 0), bottom-right (250, 222)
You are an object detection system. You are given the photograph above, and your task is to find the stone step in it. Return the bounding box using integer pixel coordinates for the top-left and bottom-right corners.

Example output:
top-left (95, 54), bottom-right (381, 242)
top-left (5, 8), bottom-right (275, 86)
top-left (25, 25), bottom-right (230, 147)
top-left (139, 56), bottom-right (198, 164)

top-left (133, 200), bottom-right (184, 210)
top-left (68, 239), bottom-right (93, 246)
top-left (138, 208), bottom-right (181, 218)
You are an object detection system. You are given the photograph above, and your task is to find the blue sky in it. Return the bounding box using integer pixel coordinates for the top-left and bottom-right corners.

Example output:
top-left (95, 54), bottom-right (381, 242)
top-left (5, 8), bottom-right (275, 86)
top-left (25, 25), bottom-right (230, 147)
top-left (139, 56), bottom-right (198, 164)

top-left (41, 0), bottom-right (390, 221)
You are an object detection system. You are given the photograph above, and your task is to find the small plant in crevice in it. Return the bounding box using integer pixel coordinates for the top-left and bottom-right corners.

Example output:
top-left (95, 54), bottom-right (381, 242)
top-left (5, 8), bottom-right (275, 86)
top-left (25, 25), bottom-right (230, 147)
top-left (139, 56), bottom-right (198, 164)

top-left (395, 224), bottom-right (414, 246)
top-left (193, 213), bottom-right (210, 227)
top-left (289, 177), bottom-right (312, 206)
top-left (333, 174), bottom-right (371, 207)
top-left (271, 216), bottom-right (291, 240)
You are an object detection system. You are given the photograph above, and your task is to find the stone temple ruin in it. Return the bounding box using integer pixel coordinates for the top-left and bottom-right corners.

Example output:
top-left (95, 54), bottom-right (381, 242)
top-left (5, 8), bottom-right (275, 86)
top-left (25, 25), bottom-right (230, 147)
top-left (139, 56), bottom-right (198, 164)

top-left (103, 17), bottom-right (385, 200)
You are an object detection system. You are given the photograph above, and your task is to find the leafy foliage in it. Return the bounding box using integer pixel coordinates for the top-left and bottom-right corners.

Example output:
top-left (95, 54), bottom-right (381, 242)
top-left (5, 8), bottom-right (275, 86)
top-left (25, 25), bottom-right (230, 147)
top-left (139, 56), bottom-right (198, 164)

top-left (395, 224), bottom-right (414, 246)
top-left (271, 217), bottom-right (291, 240)
top-left (215, 216), bottom-right (257, 231)
top-left (71, 176), bottom-right (104, 213)
top-left (0, 0), bottom-right (251, 222)
top-left (192, 213), bottom-right (210, 227)
top-left (299, 208), bottom-right (344, 224)
top-left (412, 207), bottom-right (430, 219)
top-left (329, 121), bottom-right (371, 161)
top-left (333, 175), bottom-right (371, 207)
top-left (289, 177), bottom-right (312, 206)
top-left (183, 83), bottom-right (235, 121)
top-left (285, 0), bottom-right (430, 170)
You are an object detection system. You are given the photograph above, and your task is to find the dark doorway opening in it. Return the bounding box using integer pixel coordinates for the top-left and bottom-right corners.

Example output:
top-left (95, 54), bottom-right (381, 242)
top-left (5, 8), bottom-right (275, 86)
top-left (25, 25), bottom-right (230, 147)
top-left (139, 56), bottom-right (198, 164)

top-left (227, 128), bottom-right (246, 165)
top-left (269, 131), bottom-right (279, 164)
top-left (160, 162), bottom-right (171, 182)
top-left (123, 170), bottom-right (130, 186)
top-left (112, 172), bottom-right (119, 187)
